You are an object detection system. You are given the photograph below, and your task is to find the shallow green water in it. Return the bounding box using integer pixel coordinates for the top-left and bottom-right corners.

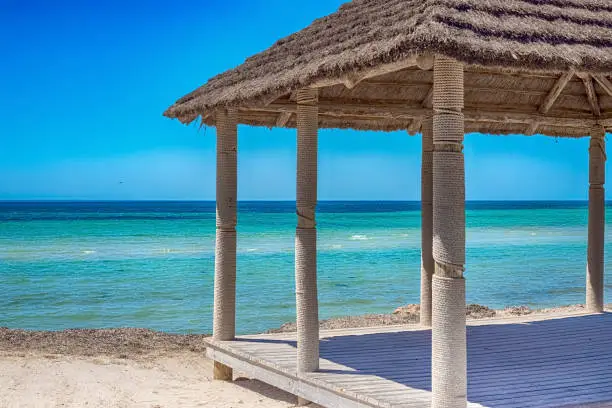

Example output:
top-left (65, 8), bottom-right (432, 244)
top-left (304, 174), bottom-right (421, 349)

top-left (1, 201), bottom-right (610, 334)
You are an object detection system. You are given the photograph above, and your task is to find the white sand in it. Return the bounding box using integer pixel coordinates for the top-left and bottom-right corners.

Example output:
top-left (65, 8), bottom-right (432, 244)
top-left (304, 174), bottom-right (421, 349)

top-left (0, 353), bottom-right (314, 408)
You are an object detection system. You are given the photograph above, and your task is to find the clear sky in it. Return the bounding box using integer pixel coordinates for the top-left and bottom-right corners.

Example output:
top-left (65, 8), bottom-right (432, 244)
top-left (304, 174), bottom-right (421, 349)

top-left (0, 0), bottom-right (604, 201)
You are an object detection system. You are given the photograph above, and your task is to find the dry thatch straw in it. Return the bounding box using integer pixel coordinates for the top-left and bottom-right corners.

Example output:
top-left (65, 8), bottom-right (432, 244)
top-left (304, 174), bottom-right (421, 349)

top-left (164, 0), bottom-right (612, 138)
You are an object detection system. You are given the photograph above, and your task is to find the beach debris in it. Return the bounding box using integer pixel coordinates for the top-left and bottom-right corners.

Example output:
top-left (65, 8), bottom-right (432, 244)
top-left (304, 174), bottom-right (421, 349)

top-left (0, 328), bottom-right (209, 360)
top-left (393, 304), bottom-right (420, 317)
top-left (393, 304), bottom-right (496, 319)
top-left (504, 306), bottom-right (533, 316)
top-left (466, 304), bottom-right (496, 318)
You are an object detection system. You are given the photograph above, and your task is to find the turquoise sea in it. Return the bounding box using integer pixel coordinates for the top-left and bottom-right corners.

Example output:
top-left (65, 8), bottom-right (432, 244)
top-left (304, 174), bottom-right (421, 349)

top-left (1, 201), bottom-right (611, 334)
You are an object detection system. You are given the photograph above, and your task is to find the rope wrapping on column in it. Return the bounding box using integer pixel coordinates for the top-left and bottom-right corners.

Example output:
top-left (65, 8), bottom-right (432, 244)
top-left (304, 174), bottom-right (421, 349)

top-left (587, 125), bottom-right (606, 312)
top-left (433, 57), bottom-right (464, 111)
top-left (296, 89), bottom-right (318, 230)
top-left (213, 229), bottom-right (237, 340)
top-left (296, 228), bottom-right (319, 373)
top-left (589, 125), bottom-right (606, 186)
top-left (216, 109), bottom-right (238, 231)
top-left (433, 151), bottom-right (466, 268)
top-left (296, 88), bottom-right (320, 374)
top-left (432, 275), bottom-right (467, 408)
top-left (421, 117), bottom-right (434, 327)
top-left (431, 56), bottom-right (467, 408)
top-left (432, 56), bottom-right (465, 270)
top-left (213, 109), bottom-right (238, 343)
top-left (433, 112), bottom-right (465, 144)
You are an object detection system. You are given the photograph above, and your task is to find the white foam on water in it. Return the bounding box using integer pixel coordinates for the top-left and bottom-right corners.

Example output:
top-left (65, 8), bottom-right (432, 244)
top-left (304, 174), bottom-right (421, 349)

top-left (350, 234), bottom-right (369, 241)
top-left (82, 250), bottom-right (96, 255)
top-left (155, 248), bottom-right (175, 254)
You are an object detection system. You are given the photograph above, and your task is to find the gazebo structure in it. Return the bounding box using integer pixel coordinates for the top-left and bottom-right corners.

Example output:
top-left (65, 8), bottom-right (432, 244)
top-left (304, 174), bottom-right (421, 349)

top-left (165, 1), bottom-right (612, 407)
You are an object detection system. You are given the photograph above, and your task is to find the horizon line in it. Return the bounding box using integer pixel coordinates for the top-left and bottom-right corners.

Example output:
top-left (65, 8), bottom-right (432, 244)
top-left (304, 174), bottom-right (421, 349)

top-left (0, 199), bottom-right (603, 203)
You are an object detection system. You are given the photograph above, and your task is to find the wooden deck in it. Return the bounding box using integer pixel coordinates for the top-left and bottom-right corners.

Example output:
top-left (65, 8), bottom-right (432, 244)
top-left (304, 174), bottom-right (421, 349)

top-left (205, 312), bottom-right (612, 408)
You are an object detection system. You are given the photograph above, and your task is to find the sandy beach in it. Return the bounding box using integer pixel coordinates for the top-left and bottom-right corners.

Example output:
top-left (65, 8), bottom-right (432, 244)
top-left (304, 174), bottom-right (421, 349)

top-left (1, 304), bottom-right (607, 408)
top-left (0, 355), bottom-right (308, 408)
top-left (0, 328), bottom-right (311, 408)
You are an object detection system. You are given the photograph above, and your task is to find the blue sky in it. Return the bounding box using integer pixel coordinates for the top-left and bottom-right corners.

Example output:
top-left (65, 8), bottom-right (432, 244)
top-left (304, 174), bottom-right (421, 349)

top-left (0, 0), bottom-right (602, 200)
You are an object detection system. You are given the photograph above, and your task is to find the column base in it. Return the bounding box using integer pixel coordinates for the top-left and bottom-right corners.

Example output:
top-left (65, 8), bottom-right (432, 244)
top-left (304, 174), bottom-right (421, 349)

top-left (586, 303), bottom-right (605, 314)
top-left (213, 361), bottom-right (233, 381)
top-left (432, 274), bottom-right (467, 408)
top-left (420, 264), bottom-right (433, 328)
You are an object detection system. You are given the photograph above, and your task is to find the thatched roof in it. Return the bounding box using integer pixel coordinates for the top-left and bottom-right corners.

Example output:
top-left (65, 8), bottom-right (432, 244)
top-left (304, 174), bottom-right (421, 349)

top-left (165, 0), bottom-right (612, 137)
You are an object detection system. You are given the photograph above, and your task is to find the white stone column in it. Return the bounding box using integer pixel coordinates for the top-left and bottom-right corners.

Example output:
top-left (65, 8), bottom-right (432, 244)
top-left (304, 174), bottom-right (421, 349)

top-left (295, 89), bottom-right (320, 376)
top-left (212, 108), bottom-right (238, 381)
top-left (431, 56), bottom-right (467, 408)
top-left (421, 117), bottom-right (434, 328)
top-left (587, 124), bottom-right (606, 313)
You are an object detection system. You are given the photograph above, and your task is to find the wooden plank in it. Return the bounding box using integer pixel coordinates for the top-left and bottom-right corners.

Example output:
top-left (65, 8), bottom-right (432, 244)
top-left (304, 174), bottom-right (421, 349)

top-left (333, 365), bottom-right (612, 406)
top-left (312, 328), bottom-right (612, 361)
top-left (323, 315), bottom-right (609, 343)
top-left (229, 342), bottom-right (612, 382)
top-left (315, 328), bottom-right (610, 358)
top-left (314, 347), bottom-right (612, 381)
top-left (477, 382), bottom-right (612, 407)
top-left (315, 334), bottom-right (612, 365)
top-left (226, 352), bottom-right (612, 403)
top-left (231, 334), bottom-right (612, 371)
top-left (471, 373), bottom-right (612, 400)
top-left (207, 347), bottom-right (394, 408)
top-left (317, 356), bottom-right (612, 390)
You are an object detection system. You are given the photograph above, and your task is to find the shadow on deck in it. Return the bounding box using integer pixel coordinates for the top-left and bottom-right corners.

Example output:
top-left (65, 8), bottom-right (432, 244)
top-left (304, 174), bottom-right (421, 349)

top-left (212, 313), bottom-right (612, 408)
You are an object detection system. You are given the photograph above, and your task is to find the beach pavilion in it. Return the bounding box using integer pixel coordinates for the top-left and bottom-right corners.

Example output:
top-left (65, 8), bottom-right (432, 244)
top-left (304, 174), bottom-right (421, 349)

top-left (165, 1), bottom-right (612, 407)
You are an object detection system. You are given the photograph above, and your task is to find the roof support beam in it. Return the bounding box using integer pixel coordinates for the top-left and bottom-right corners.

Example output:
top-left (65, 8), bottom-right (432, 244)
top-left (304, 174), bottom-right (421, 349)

top-left (539, 70), bottom-right (575, 114)
top-left (308, 56), bottom-right (418, 89)
top-left (407, 85), bottom-right (434, 135)
top-left (276, 112), bottom-right (292, 128)
top-left (593, 75), bottom-right (612, 97)
top-left (526, 69), bottom-right (575, 135)
top-left (422, 85), bottom-right (434, 109)
top-left (599, 118), bottom-right (612, 127)
top-left (408, 118), bottom-right (423, 135)
top-left (255, 101), bottom-right (597, 129)
top-left (525, 121), bottom-right (541, 136)
top-left (578, 73), bottom-right (601, 117)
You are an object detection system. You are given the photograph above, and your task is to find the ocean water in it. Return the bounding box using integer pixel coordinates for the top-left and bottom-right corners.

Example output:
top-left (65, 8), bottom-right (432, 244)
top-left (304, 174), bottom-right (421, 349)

top-left (1, 201), bottom-right (611, 335)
